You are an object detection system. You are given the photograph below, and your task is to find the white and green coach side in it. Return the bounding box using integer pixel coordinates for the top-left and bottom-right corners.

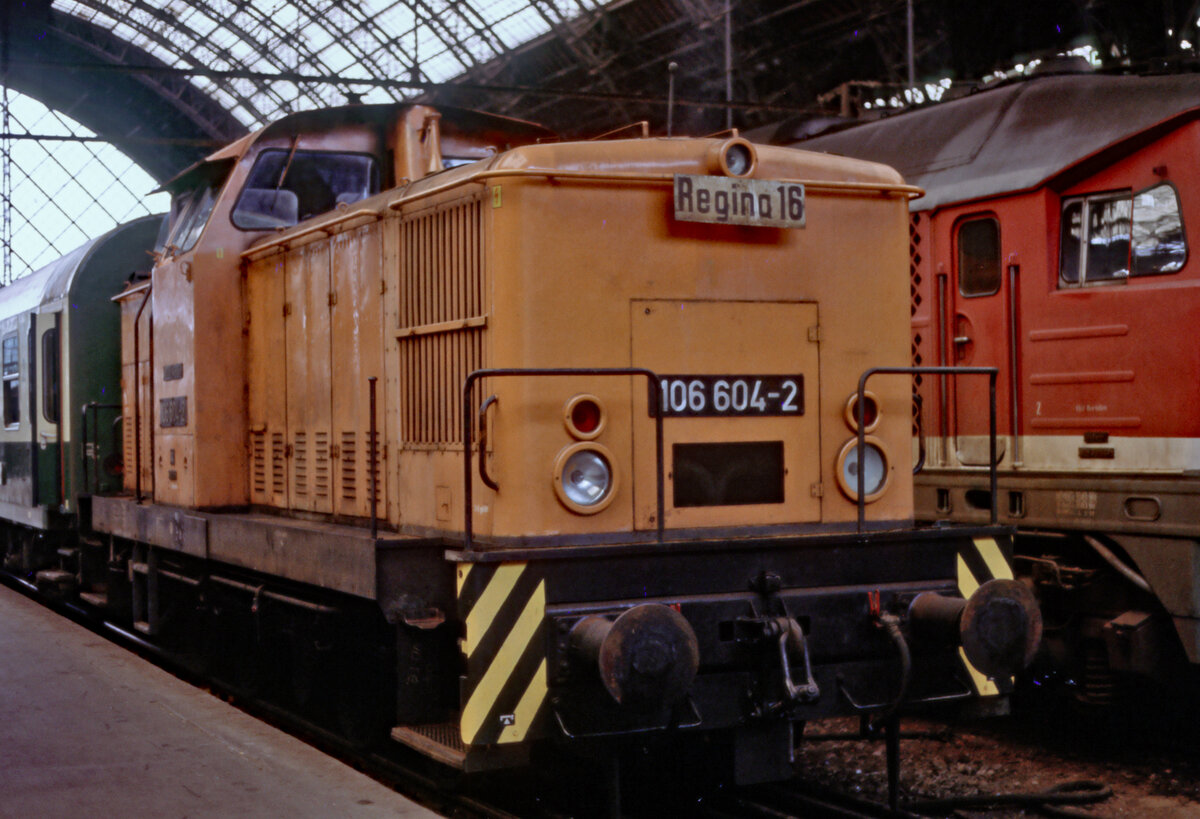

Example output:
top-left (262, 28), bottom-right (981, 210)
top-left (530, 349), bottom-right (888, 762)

top-left (0, 216), bottom-right (161, 542)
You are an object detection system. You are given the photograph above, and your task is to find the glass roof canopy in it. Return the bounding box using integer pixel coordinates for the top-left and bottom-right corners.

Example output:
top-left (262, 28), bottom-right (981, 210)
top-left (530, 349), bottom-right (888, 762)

top-left (53, 0), bottom-right (602, 129)
top-left (0, 1), bottom-right (605, 281)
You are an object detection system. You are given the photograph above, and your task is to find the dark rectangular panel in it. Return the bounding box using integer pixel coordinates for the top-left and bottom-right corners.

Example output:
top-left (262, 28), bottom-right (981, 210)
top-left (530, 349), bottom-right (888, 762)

top-left (673, 441), bottom-right (784, 508)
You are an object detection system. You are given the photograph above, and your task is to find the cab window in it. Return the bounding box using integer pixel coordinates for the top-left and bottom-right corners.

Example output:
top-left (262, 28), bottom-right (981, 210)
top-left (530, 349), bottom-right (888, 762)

top-left (2, 334), bottom-right (19, 428)
top-left (957, 216), bottom-right (1001, 297)
top-left (231, 150), bottom-right (379, 230)
top-left (1132, 184), bottom-right (1187, 275)
top-left (166, 181), bottom-right (220, 254)
top-left (1059, 184), bottom-right (1186, 286)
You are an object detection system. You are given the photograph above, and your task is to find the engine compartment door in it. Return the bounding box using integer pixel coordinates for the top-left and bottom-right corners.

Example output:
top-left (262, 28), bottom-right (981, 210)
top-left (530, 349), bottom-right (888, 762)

top-left (631, 300), bottom-right (821, 530)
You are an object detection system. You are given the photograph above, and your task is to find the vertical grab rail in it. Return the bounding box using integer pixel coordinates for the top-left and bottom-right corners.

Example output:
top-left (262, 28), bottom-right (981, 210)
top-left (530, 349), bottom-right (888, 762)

top-left (1007, 263), bottom-right (1023, 468)
top-left (131, 284), bottom-right (152, 502)
top-left (368, 376), bottom-right (378, 540)
top-left (856, 366), bottom-right (998, 533)
top-left (462, 368), bottom-right (664, 551)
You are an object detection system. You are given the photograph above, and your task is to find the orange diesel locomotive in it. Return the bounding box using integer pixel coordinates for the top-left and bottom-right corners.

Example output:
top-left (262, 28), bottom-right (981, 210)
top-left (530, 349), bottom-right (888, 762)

top-left (14, 102), bottom-right (1038, 784)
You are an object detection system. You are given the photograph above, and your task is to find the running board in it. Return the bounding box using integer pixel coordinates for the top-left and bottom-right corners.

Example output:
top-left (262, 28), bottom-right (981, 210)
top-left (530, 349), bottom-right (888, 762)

top-left (390, 723), bottom-right (529, 773)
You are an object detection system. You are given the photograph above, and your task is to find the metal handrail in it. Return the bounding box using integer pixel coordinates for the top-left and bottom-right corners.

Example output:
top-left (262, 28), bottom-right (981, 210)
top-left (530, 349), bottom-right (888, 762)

top-left (462, 368), bottom-right (664, 551)
top-left (855, 366), bottom-right (999, 532)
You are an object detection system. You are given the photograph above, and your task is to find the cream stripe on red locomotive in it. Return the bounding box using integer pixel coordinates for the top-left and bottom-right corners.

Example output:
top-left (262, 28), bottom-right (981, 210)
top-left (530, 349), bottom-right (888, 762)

top-left (457, 561), bottom-right (549, 746)
top-left (957, 536), bottom-right (1013, 697)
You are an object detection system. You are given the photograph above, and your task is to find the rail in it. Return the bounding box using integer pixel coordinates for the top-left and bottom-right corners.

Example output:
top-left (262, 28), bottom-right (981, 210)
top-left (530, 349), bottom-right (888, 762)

top-left (855, 366), bottom-right (998, 532)
top-left (462, 368), bottom-right (663, 551)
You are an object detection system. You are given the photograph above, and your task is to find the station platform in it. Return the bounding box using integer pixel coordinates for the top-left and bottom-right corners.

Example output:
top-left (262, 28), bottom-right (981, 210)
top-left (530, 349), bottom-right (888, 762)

top-left (0, 582), bottom-right (440, 818)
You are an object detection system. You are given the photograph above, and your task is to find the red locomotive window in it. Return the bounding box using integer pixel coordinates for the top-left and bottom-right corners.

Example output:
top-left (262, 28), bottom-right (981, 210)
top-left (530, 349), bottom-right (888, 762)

top-left (231, 149), bottom-right (379, 230)
top-left (1131, 184), bottom-right (1187, 276)
top-left (1059, 184), bottom-right (1185, 286)
top-left (956, 216), bottom-right (1001, 297)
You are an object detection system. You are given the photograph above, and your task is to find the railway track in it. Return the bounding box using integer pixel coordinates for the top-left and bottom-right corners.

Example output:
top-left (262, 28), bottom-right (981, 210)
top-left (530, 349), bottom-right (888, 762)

top-left (3, 570), bottom-right (1132, 819)
top-left (700, 781), bottom-right (925, 819)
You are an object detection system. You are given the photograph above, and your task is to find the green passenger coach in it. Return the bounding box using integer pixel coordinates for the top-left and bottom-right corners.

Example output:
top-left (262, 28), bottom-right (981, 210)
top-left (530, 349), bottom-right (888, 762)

top-left (0, 215), bottom-right (160, 568)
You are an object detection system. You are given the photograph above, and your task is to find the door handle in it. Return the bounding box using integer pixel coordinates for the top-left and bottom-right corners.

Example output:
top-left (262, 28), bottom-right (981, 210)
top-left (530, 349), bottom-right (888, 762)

top-left (953, 335), bottom-right (972, 345)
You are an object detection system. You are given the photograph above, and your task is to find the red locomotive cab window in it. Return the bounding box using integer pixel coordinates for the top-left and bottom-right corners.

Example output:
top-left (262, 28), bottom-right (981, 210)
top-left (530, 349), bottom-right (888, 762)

top-left (956, 216), bottom-right (1001, 297)
top-left (1059, 184), bottom-right (1185, 287)
top-left (1131, 183), bottom-right (1187, 276)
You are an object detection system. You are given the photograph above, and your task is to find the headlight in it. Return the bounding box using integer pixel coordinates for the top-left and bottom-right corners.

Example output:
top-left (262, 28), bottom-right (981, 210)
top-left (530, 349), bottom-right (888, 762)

top-left (835, 436), bottom-right (891, 502)
top-left (554, 443), bottom-right (618, 514)
top-left (706, 137), bottom-right (757, 177)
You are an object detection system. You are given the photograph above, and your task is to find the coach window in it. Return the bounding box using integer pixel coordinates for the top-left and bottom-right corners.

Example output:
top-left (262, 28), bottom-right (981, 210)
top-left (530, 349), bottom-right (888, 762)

top-left (42, 328), bottom-right (59, 425)
top-left (957, 216), bottom-right (1001, 296)
top-left (2, 334), bottom-right (18, 428)
top-left (231, 150), bottom-right (380, 230)
top-left (1058, 185), bottom-right (1185, 287)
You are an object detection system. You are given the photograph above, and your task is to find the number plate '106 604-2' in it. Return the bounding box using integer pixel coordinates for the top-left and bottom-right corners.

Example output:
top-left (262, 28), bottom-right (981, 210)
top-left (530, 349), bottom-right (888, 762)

top-left (673, 175), bottom-right (805, 228)
top-left (650, 376), bottom-right (804, 417)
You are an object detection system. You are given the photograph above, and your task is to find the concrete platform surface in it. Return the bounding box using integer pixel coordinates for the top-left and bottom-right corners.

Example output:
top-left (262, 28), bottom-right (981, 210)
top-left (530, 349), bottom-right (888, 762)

top-left (0, 583), bottom-right (441, 818)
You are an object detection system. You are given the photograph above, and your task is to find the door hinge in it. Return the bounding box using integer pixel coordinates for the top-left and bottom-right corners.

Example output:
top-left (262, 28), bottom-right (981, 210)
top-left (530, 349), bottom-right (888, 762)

top-left (807, 326), bottom-right (822, 343)
top-left (285, 444), bottom-right (294, 458)
top-left (330, 444), bottom-right (341, 459)
top-left (328, 291), bottom-right (338, 307)
top-left (810, 482), bottom-right (824, 498)
top-left (380, 279), bottom-right (387, 295)
top-left (283, 302), bottom-right (292, 317)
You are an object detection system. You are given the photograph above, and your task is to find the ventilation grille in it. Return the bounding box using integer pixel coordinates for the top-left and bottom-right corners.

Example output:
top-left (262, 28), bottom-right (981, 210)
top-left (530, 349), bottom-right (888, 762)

top-left (398, 199), bottom-right (485, 328)
top-left (910, 213), bottom-right (926, 434)
top-left (341, 431), bottom-right (356, 501)
top-left (313, 431), bottom-right (329, 499)
top-left (910, 212), bottom-right (923, 318)
top-left (294, 431), bottom-right (307, 496)
top-left (397, 198), bottom-right (488, 446)
top-left (123, 407), bottom-right (135, 489)
top-left (910, 212), bottom-right (926, 388)
top-left (368, 430), bottom-right (381, 503)
top-left (251, 431), bottom-right (266, 495)
top-left (272, 432), bottom-right (286, 496)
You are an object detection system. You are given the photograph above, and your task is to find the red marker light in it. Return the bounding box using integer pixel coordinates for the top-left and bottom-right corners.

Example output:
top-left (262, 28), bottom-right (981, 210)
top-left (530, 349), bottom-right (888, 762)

top-left (571, 399), bottom-right (601, 435)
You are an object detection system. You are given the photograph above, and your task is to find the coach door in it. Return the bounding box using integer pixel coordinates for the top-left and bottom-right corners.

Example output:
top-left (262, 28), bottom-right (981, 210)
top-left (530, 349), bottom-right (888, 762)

top-left (34, 310), bottom-right (64, 508)
top-left (949, 214), bottom-right (1013, 466)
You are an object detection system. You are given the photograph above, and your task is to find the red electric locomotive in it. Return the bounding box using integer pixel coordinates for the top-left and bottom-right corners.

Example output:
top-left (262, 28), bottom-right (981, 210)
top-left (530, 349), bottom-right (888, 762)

top-left (767, 68), bottom-right (1200, 700)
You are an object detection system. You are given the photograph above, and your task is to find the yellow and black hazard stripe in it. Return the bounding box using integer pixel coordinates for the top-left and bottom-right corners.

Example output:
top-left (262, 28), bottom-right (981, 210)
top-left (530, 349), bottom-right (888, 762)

top-left (956, 535), bottom-right (1014, 696)
top-left (457, 561), bottom-right (549, 747)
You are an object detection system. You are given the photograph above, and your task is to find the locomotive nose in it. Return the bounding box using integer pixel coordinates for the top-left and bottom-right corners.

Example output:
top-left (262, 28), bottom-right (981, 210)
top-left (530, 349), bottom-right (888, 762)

top-left (910, 578), bottom-right (1043, 678)
top-left (570, 604), bottom-right (700, 707)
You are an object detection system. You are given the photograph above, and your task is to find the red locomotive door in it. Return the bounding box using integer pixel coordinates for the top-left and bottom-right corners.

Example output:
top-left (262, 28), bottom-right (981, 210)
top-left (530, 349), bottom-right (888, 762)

top-left (949, 214), bottom-right (1012, 466)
